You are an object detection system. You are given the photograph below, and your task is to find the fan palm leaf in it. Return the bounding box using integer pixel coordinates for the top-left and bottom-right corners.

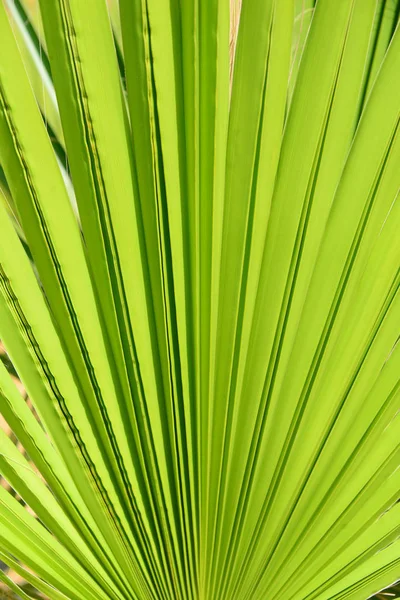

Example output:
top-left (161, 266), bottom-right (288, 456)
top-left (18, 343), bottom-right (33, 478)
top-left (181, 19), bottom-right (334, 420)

top-left (0, 0), bottom-right (399, 599)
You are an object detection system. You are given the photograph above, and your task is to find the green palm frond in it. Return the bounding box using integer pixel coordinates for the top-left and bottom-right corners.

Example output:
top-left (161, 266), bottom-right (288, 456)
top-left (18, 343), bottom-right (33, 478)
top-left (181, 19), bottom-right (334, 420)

top-left (0, 0), bottom-right (399, 599)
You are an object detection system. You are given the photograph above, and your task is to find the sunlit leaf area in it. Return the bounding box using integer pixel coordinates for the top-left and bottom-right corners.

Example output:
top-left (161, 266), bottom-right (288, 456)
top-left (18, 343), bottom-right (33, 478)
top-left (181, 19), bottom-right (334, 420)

top-left (0, 0), bottom-right (400, 599)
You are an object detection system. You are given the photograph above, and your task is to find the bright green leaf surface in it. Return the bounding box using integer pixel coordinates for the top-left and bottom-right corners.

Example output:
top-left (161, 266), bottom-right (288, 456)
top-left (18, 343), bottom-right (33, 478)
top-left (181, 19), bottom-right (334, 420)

top-left (0, 1), bottom-right (399, 599)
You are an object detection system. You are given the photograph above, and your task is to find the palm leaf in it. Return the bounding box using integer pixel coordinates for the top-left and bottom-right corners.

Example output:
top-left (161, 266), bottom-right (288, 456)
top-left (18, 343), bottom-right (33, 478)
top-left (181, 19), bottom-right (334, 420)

top-left (0, 0), bottom-right (399, 599)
